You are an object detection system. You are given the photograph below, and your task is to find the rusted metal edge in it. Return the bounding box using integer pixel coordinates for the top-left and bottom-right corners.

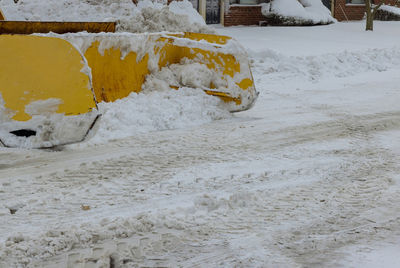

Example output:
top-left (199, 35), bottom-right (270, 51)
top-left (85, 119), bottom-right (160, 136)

top-left (0, 9), bottom-right (5, 21)
top-left (0, 21), bottom-right (116, 34)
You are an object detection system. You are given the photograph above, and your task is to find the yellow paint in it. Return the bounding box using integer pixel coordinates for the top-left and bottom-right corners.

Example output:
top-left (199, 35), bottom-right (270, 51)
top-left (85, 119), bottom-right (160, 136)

top-left (236, 78), bottom-right (254, 90)
top-left (183, 32), bottom-right (231, 45)
top-left (0, 35), bottom-right (96, 121)
top-left (84, 42), bottom-right (149, 102)
top-left (155, 33), bottom-right (254, 102)
top-left (204, 90), bottom-right (242, 105)
top-left (156, 39), bottom-right (241, 78)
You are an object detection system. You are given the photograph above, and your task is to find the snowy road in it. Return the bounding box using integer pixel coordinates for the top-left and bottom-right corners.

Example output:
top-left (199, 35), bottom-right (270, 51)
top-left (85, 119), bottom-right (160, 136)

top-left (1, 22), bottom-right (400, 267)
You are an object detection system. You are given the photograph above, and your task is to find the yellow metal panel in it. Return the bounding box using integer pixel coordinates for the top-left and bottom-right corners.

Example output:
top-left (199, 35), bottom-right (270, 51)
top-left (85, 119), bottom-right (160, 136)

top-left (156, 34), bottom-right (254, 92)
top-left (83, 32), bottom-right (255, 108)
top-left (84, 42), bottom-right (150, 103)
top-left (183, 32), bottom-right (231, 45)
top-left (0, 35), bottom-right (96, 121)
top-left (156, 40), bottom-right (241, 77)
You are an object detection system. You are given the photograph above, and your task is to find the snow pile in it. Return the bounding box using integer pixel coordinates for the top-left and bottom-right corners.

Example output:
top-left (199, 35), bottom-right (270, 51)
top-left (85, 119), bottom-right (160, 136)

top-left (250, 46), bottom-right (400, 83)
top-left (119, 0), bottom-right (213, 33)
top-left (74, 59), bottom-right (233, 146)
top-left (376, 5), bottom-right (400, 21)
top-left (0, 0), bottom-right (213, 34)
top-left (379, 5), bottom-right (400, 16)
top-left (261, 0), bottom-right (335, 25)
top-left (85, 89), bottom-right (231, 145)
top-left (143, 60), bottom-right (226, 91)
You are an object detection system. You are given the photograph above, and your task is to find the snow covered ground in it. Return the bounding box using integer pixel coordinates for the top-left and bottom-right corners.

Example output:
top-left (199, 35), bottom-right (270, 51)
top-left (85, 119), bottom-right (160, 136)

top-left (1, 21), bottom-right (400, 267)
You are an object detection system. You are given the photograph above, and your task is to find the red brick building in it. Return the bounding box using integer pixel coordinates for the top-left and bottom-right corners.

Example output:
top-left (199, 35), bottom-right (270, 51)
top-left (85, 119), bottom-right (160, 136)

top-left (333, 0), bottom-right (400, 21)
top-left (183, 0), bottom-right (400, 26)
top-left (184, 0), bottom-right (267, 26)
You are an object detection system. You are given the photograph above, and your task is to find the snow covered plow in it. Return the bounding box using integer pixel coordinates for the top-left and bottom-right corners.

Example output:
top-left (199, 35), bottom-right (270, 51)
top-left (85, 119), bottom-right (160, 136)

top-left (0, 35), bottom-right (101, 148)
top-left (82, 32), bottom-right (257, 111)
top-left (0, 18), bottom-right (257, 148)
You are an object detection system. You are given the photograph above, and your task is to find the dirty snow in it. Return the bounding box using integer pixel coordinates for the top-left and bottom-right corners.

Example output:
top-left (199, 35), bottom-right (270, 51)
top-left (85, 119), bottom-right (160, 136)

top-left (2, 20), bottom-right (400, 267)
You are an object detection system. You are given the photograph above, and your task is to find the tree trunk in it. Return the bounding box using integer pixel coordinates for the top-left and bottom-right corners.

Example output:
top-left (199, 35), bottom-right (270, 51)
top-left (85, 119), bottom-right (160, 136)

top-left (365, 0), bottom-right (384, 31)
top-left (365, 0), bottom-right (373, 31)
top-left (366, 16), bottom-right (374, 31)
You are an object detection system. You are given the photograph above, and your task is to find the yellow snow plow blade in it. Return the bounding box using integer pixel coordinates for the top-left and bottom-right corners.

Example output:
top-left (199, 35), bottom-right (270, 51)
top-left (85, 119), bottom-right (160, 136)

top-left (0, 35), bottom-right (100, 148)
top-left (82, 32), bottom-right (257, 112)
top-left (0, 16), bottom-right (257, 148)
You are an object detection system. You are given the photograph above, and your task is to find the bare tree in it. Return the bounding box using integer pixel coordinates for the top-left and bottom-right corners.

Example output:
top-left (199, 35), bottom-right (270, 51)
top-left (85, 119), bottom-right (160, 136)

top-left (365, 0), bottom-right (400, 31)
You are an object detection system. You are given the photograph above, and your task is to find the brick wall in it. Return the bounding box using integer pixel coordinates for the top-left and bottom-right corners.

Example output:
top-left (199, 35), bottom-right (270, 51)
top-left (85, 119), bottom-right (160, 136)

top-left (334, 0), bottom-right (400, 21)
top-left (224, 5), bottom-right (265, 26)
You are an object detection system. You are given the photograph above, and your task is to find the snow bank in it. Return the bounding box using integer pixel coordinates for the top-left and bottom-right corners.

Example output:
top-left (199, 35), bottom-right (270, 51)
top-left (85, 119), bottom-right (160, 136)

top-left (79, 58), bottom-right (233, 146)
top-left (261, 0), bottom-right (335, 25)
top-left (0, 0), bottom-right (213, 34)
top-left (250, 46), bottom-right (400, 82)
top-left (82, 89), bottom-right (231, 146)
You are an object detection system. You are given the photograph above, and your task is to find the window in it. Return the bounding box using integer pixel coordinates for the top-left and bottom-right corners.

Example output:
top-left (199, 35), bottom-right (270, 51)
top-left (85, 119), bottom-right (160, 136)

top-left (346, 0), bottom-right (365, 4)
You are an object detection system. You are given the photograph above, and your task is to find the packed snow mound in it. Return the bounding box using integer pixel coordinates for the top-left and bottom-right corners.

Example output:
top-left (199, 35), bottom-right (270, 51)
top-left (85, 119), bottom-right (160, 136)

top-left (261, 0), bottom-right (335, 25)
top-left (81, 89), bottom-right (231, 146)
top-left (0, 0), bottom-right (214, 34)
top-left (79, 60), bottom-right (232, 147)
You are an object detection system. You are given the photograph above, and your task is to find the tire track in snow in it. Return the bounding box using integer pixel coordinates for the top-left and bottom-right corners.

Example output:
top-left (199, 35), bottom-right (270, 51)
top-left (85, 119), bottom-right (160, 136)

top-left (1, 110), bottom-right (400, 177)
top-left (1, 110), bottom-right (400, 266)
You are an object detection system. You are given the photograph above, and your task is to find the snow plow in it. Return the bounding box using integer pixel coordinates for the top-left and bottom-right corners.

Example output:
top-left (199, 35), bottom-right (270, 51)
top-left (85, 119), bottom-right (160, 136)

top-left (0, 9), bottom-right (257, 149)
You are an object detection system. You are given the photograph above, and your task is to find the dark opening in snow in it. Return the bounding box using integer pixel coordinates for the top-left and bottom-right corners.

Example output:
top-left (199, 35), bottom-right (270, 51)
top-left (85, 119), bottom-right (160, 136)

top-left (10, 129), bottom-right (36, 137)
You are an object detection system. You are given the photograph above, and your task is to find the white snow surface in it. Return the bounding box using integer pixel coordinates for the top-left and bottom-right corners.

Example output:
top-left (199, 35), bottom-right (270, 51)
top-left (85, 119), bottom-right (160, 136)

top-left (2, 21), bottom-right (400, 267)
top-left (261, 0), bottom-right (335, 24)
top-left (0, 0), bottom-right (212, 33)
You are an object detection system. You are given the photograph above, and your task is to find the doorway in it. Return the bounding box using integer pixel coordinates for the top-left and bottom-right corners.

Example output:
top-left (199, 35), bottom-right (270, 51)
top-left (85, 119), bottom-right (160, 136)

top-left (206, 0), bottom-right (220, 24)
